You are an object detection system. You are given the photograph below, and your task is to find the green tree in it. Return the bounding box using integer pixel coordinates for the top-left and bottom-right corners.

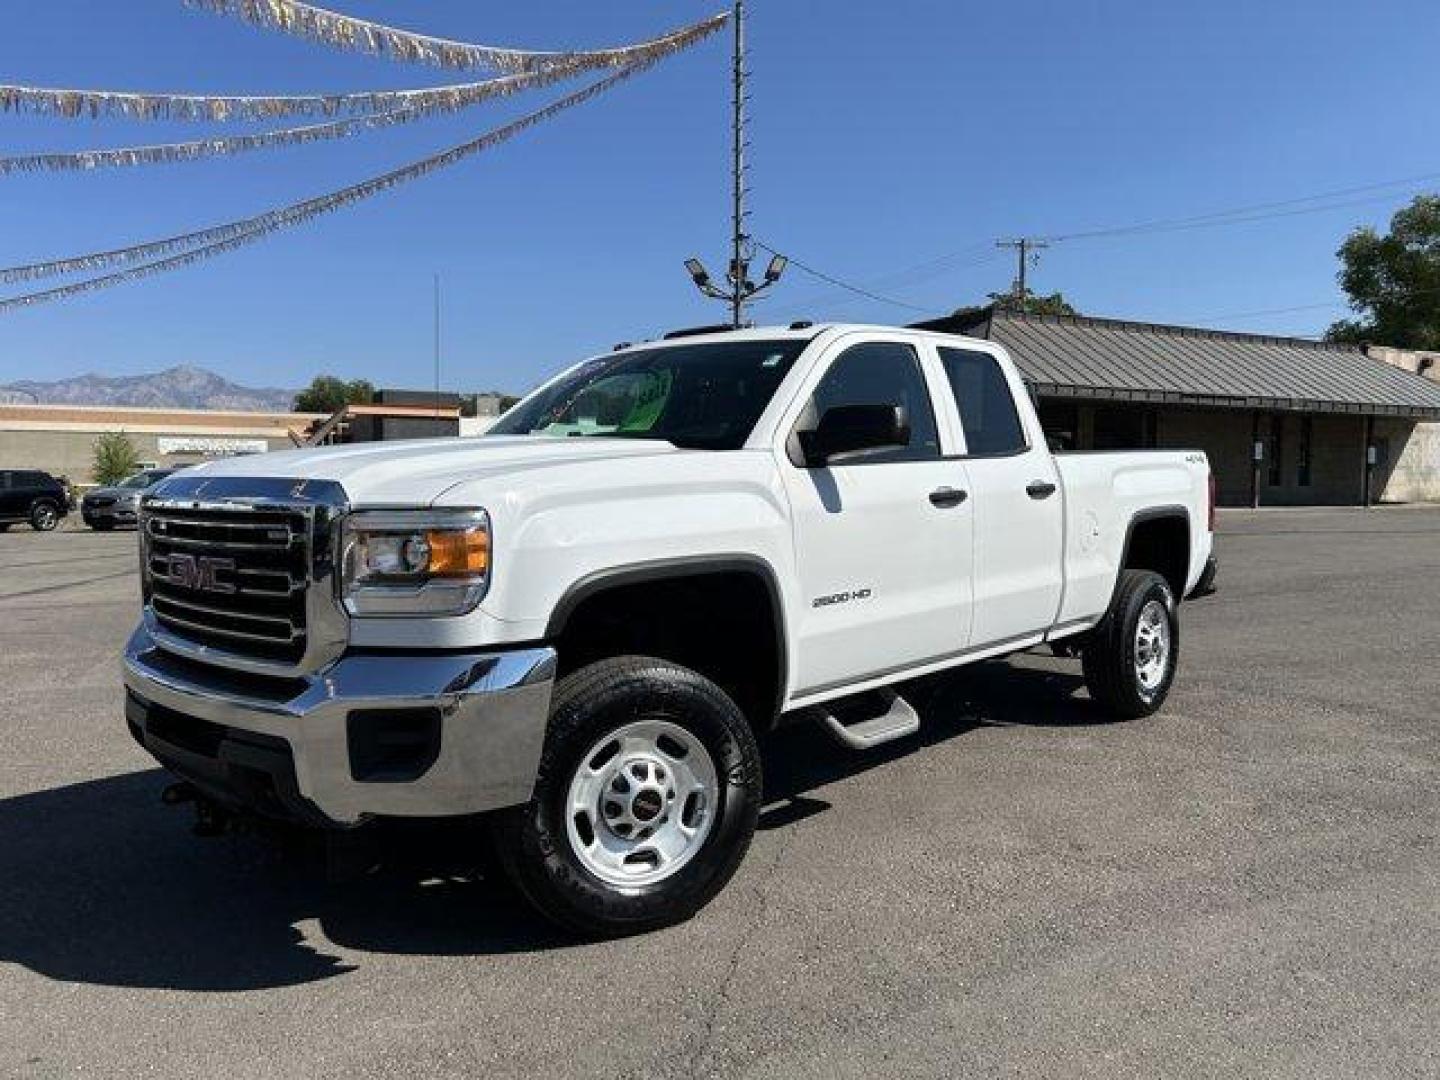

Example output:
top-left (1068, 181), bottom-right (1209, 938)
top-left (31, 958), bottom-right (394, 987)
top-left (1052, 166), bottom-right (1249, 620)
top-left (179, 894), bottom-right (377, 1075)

top-left (951, 290), bottom-right (1079, 323)
top-left (293, 375), bottom-right (375, 414)
top-left (1326, 194), bottom-right (1440, 350)
top-left (92, 431), bottom-right (141, 486)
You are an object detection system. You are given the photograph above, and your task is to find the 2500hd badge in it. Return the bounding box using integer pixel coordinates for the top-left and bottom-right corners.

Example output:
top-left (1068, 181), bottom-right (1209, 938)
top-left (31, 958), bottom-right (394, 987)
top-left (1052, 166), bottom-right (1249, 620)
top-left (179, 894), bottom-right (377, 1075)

top-left (813, 588), bottom-right (874, 609)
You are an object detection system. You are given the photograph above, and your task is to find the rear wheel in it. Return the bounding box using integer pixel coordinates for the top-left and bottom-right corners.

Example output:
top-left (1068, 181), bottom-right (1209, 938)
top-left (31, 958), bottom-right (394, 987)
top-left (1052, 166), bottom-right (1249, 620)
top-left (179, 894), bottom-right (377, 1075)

top-left (492, 656), bottom-right (761, 937)
top-left (29, 501), bottom-right (59, 532)
top-left (1082, 570), bottom-right (1178, 718)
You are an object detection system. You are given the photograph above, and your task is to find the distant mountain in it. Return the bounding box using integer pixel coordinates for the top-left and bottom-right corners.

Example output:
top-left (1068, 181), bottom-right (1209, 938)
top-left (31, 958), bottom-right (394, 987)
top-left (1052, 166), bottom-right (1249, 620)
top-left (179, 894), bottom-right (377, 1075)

top-left (0, 365), bottom-right (295, 412)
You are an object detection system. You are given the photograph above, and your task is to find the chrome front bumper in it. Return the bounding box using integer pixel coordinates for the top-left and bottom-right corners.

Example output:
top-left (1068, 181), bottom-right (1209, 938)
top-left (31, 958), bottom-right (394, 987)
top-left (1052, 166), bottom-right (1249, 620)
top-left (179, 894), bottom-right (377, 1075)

top-left (122, 623), bottom-right (557, 826)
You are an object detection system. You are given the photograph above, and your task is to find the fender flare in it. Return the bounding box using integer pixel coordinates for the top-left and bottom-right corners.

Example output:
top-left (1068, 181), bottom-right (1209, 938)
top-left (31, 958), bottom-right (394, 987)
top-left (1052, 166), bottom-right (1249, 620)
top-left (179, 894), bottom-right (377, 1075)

top-left (1117, 505), bottom-right (1191, 599)
top-left (544, 555), bottom-right (790, 723)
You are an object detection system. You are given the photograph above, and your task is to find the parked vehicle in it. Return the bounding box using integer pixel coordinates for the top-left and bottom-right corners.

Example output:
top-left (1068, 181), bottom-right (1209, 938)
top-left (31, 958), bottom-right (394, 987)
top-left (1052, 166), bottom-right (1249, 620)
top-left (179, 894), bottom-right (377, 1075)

top-left (0, 469), bottom-right (70, 531)
top-left (122, 324), bottom-right (1217, 935)
top-left (82, 468), bottom-right (178, 530)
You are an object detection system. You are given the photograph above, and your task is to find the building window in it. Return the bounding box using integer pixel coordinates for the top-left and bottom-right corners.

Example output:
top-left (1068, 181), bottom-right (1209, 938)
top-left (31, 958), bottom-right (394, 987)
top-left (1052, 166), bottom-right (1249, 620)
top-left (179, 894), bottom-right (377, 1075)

top-left (1266, 415), bottom-right (1283, 486)
top-left (1297, 417), bottom-right (1313, 487)
top-left (1093, 406), bottom-right (1153, 451)
top-left (1036, 401), bottom-right (1079, 452)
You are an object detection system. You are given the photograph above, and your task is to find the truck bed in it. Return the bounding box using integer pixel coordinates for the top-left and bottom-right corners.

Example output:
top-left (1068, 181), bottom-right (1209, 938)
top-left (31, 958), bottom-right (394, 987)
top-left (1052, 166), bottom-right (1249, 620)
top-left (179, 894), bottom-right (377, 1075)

top-left (1053, 450), bottom-right (1213, 629)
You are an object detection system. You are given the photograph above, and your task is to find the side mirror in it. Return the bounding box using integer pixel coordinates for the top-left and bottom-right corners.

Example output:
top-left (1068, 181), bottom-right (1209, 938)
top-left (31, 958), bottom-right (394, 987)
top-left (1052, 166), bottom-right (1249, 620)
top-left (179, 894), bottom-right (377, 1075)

top-left (797, 404), bottom-right (910, 467)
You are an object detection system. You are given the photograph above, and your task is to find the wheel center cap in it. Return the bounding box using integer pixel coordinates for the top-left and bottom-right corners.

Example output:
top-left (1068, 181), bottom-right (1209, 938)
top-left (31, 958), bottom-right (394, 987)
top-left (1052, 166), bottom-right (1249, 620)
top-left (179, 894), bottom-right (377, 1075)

top-left (631, 789), bottom-right (663, 822)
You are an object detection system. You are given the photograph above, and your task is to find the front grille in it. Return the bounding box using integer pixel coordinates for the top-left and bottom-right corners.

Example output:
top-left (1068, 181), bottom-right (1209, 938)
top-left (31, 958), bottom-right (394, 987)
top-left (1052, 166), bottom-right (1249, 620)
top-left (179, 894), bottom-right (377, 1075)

top-left (87, 496), bottom-right (116, 508)
top-left (144, 505), bottom-right (311, 664)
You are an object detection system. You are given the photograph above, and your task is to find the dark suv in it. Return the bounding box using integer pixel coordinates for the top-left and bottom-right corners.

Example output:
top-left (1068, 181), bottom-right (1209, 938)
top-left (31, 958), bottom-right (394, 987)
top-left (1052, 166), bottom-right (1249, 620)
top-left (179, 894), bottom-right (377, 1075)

top-left (0, 469), bottom-right (71, 532)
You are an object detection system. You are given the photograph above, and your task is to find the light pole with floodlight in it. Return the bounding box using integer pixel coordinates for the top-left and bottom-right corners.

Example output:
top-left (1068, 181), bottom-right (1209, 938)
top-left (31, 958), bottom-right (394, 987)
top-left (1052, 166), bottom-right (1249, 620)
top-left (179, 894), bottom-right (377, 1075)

top-left (683, 252), bottom-right (787, 327)
top-left (683, 0), bottom-right (786, 327)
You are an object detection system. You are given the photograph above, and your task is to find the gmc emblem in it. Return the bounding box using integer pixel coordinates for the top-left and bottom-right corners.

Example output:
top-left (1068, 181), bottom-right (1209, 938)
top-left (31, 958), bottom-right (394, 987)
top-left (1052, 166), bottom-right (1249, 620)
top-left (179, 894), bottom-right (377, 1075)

top-left (164, 553), bottom-right (236, 594)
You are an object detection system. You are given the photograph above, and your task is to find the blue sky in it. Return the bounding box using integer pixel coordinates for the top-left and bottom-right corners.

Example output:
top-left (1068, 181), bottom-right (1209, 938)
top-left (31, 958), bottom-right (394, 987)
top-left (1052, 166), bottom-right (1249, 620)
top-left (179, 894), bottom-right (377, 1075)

top-left (1, 0), bottom-right (1438, 395)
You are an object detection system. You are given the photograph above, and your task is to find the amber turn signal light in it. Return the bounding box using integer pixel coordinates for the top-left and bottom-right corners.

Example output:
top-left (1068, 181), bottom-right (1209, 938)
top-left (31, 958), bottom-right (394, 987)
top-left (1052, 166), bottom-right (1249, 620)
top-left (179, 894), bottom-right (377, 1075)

top-left (426, 529), bottom-right (489, 576)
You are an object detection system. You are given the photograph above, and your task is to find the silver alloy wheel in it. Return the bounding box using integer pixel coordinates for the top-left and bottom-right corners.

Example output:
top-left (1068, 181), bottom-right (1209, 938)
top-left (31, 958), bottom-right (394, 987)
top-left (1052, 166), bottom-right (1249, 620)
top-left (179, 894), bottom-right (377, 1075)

top-left (33, 505), bottom-right (56, 530)
top-left (565, 718), bottom-right (719, 888)
top-left (1134, 598), bottom-right (1171, 696)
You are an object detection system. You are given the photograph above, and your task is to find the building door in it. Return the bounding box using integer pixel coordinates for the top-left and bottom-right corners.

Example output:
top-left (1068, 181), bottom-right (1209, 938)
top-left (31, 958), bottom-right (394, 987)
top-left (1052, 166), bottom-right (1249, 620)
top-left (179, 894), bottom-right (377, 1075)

top-left (1264, 415), bottom-right (1284, 488)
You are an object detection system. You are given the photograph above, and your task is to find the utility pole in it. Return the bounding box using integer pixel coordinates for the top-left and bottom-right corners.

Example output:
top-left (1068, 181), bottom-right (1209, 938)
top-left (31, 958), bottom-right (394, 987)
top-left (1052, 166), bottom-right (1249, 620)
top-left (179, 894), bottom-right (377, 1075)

top-left (996, 237), bottom-right (1050, 313)
top-left (684, 0), bottom-right (787, 323)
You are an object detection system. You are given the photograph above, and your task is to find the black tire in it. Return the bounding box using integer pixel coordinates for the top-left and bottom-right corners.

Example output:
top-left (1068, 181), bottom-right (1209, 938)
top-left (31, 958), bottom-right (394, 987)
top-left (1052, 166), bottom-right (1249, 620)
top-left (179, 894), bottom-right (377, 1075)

top-left (0, 523), bottom-right (10, 532)
top-left (491, 656), bottom-right (762, 938)
top-left (1082, 570), bottom-right (1179, 719)
top-left (90, 520), bottom-right (115, 532)
top-left (29, 501), bottom-right (59, 532)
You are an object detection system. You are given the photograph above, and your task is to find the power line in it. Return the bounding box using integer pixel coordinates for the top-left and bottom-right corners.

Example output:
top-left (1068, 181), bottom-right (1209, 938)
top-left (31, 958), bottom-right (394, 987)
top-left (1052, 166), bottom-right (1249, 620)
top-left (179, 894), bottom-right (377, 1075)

top-left (753, 170), bottom-right (1440, 327)
top-left (1045, 172), bottom-right (1440, 243)
top-left (771, 246), bottom-right (1003, 318)
top-left (1182, 279), bottom-right (1440, 329)
top-left (1185, 301), bottom-right (1347, 324)
top-left (752, 241), bottom-right (937, 314)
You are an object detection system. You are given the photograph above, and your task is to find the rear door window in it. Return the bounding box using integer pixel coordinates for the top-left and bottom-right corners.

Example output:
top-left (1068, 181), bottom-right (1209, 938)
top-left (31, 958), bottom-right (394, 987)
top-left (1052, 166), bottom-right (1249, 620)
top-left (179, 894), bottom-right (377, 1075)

top-left (937, 347), bottom-right (1027, 457)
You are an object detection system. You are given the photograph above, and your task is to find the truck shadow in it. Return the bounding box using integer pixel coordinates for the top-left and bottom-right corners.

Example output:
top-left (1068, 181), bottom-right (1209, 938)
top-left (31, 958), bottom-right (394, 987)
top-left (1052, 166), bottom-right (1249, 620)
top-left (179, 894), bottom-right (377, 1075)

top-left (0, 770), bottom-right (573, 992)
top-left (0, 661), bottom-right (1104, 991)
top-left (758, 658), bottom-right (1106, 829)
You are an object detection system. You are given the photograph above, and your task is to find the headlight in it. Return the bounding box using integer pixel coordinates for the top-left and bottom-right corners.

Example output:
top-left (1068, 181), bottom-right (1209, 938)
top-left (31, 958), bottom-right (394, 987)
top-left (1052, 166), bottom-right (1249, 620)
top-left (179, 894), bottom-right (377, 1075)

top-left (341, 509), bottom-right (490, 617)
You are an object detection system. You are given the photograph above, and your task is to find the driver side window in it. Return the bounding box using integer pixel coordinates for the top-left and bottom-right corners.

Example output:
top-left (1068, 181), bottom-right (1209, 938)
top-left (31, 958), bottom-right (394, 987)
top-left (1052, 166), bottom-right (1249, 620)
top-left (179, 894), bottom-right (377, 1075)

top-left (801, 341), bottom-right (940, 464)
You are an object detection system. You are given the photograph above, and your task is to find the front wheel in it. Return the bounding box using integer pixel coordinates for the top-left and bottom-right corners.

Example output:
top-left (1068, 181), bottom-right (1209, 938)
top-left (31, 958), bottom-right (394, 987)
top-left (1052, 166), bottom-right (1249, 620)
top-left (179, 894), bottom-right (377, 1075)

top-left (30, 501), bottom-right (59, 532)
top-left (492, 656), bottom-right (762, 937)
top-left (1082, 570), bottom-right (1178, 718)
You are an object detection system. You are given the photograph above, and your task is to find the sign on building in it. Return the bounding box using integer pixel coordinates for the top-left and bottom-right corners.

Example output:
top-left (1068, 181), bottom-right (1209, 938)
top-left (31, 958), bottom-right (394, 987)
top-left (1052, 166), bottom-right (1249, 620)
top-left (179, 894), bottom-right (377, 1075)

top-left (157, 436), bottom-right (269, 457)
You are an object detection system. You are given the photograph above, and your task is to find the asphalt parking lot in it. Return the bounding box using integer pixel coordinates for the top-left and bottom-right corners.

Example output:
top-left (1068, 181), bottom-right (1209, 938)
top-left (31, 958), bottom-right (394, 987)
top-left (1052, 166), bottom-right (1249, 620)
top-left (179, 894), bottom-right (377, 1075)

top-left (1, 510), bottom-right (1437, 1079)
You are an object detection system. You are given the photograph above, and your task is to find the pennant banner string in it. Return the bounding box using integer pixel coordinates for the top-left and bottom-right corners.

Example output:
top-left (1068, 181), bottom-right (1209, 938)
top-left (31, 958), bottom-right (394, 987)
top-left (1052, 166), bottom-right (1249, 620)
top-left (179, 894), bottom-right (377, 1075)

top-left (0, 59), bottom-right (661, 309)
top-left (0, 13), bottom-right (725, 122)
top-left (185, 0), bottom-right (727, 74)
top-left (0, 66), bottom-right (590, 176)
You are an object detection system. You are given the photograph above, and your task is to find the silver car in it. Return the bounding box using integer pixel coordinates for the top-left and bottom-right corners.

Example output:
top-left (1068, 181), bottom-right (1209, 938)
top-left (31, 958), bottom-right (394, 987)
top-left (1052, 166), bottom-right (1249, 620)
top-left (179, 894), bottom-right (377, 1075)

top-left (81, 469), bottom-right (177, 530)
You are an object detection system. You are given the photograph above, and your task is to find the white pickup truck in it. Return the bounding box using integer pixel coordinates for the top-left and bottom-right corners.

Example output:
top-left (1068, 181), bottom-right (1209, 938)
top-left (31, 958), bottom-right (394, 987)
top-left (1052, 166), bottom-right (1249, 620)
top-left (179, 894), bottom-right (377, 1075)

top-left (123, 323), bottom-right (1216, 935)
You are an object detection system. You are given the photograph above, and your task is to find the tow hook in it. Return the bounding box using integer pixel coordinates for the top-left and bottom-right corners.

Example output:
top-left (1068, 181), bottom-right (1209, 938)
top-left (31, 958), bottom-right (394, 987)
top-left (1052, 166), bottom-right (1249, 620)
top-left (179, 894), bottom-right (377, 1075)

top-left (160, 781), bottom-right (198, 806)
top-left (160, 781), bottom-right (233, 837)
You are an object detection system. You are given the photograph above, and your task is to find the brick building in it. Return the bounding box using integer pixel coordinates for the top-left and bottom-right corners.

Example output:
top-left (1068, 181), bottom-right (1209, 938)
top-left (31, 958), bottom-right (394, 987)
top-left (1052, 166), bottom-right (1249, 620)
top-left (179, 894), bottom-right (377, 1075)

top-left (915, 308), bottom-right (1440, 506)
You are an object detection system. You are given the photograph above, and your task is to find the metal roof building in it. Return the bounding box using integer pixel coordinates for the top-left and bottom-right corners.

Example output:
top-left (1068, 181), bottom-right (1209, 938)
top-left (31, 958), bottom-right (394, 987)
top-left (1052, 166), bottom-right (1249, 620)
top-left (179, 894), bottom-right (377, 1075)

top-left (915, 308), bottom-right (1440, 505)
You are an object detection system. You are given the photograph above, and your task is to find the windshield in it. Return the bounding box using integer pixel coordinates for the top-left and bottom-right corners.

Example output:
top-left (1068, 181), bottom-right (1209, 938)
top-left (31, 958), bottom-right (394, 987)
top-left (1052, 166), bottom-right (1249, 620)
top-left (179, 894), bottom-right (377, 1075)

top-left (489, 339), bottom-right (809, 451)
top-left (120, 471), bottom-right (166, 489)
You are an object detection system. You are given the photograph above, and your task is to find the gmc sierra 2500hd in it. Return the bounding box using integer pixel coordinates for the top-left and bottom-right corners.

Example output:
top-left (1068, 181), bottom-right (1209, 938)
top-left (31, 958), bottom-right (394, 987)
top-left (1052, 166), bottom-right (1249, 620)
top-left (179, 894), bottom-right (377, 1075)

top-left (123, 323), bottom-right (1216, 936)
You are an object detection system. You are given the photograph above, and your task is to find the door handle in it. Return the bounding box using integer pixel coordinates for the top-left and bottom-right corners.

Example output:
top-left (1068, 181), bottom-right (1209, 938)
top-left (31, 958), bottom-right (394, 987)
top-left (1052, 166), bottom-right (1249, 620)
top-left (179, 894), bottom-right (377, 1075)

top-left (929, 487), bottom-right (969, 508)
top-left (1026, 480), bottom-right (1058, 500)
